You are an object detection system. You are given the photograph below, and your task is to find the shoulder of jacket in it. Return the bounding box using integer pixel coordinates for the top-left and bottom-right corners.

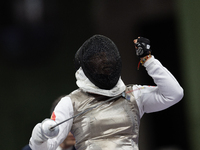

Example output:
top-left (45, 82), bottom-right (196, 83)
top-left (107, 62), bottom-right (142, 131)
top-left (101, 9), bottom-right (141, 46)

top-left (68, 88), bottom-right (90, 102)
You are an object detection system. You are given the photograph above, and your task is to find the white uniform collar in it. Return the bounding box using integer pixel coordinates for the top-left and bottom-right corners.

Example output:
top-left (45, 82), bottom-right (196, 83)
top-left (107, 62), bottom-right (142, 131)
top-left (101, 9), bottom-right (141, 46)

top-left (75, 67), bottom-right (126, 97)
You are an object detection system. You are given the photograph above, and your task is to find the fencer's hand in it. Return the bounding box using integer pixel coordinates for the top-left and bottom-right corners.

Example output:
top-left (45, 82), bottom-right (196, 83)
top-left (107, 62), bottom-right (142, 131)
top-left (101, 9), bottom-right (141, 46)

top-left (31, 123), bottom-right (48, 145)
top-left (133, 37), bottom-right (152, 58)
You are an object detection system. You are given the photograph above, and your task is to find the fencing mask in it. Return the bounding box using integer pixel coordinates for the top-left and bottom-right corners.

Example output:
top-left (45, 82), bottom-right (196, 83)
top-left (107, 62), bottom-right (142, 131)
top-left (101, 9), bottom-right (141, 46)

top-left (74, 35), bottom-right (122, 90)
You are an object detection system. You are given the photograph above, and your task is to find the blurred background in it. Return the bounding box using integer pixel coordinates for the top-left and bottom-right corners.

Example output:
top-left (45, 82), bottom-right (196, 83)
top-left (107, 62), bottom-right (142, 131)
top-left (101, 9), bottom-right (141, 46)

top-left (0, 0), bottom-right (199, 149)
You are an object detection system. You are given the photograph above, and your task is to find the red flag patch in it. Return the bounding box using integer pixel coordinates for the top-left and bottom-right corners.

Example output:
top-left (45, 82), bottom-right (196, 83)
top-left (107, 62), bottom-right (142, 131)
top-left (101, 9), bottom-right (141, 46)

top-left (51, 112), bottom-right (56, 121)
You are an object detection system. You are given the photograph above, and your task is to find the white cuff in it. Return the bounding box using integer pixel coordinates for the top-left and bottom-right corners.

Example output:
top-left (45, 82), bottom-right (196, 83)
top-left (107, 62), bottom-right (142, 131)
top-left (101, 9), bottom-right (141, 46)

top-left (143, 55), bottom-right (155, 67)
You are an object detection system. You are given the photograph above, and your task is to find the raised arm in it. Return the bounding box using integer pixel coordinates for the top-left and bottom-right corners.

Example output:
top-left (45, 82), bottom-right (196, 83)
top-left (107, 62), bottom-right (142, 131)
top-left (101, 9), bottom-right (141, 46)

top-left (133, 37), bottom-right (183, 116)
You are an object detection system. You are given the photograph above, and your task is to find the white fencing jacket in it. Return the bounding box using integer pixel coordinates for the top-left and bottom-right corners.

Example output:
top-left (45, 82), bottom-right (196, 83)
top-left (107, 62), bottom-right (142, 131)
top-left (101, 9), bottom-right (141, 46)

top-left (29, 56), bottom-right (184, 150)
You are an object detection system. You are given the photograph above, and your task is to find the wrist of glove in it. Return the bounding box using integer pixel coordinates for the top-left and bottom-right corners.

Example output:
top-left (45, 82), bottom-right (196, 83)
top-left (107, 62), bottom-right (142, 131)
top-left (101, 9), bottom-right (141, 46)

top-left (134, 37), bottom-right (152, 58)
top-left (31, 123), bottom-right (48, 145)
top-left (31, 119), bottom-right (59, 145)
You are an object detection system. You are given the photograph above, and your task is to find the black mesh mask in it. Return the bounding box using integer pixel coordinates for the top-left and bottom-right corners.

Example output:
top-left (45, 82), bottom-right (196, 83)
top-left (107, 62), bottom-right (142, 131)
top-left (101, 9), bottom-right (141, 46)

top-left (74, 35), bottom-right (122, 90)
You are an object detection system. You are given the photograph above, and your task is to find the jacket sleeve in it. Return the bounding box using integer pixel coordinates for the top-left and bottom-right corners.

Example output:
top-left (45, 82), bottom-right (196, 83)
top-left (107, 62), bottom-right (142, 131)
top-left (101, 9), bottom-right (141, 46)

top-left (133, 56), bottom-right (184, 118)
top-left (29, 96), bottom-right (74, 150)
